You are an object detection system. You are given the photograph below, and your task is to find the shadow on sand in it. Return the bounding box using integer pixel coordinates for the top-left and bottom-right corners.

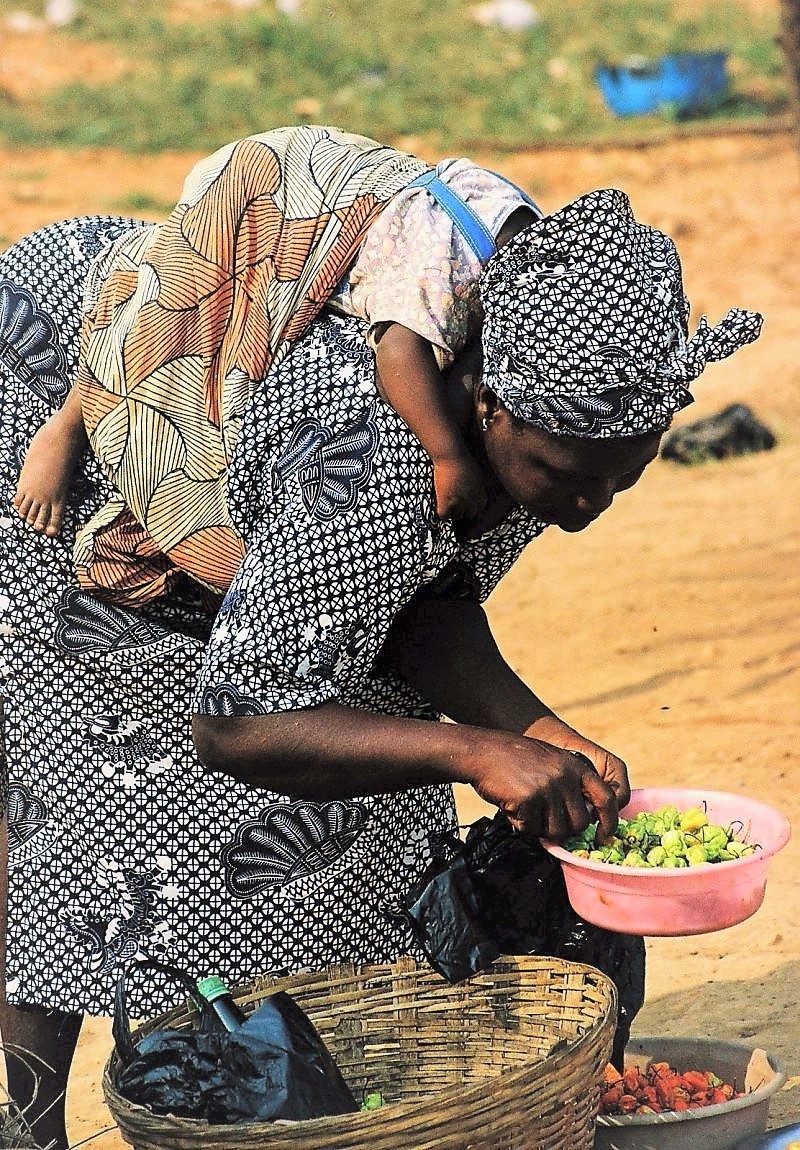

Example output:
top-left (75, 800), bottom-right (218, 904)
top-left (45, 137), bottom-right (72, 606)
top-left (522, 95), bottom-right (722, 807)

top-left (633, 959), bottom-right (800, 1126)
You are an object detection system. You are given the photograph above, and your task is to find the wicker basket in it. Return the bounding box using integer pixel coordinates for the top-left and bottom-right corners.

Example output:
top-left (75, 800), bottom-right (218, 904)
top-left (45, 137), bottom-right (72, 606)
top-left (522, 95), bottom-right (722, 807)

top-left (104, 955), bottom-right (616, 1150)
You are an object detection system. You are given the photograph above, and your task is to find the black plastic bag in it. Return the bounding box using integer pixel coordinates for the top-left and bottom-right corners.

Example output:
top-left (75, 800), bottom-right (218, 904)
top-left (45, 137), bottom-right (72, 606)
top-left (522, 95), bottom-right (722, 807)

top-left (400, 812), bottom-right (645, 1067)
top-left (661, 403), bottom-right (776, 464)
top-left (403, 850), bottom-right (500, 983)
top-left (113, 960), bottom-right (357, 1123)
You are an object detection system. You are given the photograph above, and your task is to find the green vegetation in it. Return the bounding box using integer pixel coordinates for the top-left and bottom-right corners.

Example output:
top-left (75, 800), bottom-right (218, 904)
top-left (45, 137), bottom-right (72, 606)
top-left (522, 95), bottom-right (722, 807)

top-left (0, 0), bottom-right (786, 152)
top-left (112, 191), bottom-right (178, 216)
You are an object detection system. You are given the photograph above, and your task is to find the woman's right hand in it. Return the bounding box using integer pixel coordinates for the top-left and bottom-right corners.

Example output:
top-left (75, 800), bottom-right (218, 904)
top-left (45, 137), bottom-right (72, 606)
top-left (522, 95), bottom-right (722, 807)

top-left (195, 705), bottom-right (620, 844)
top-left (465, 730), bottom-right (620, 843)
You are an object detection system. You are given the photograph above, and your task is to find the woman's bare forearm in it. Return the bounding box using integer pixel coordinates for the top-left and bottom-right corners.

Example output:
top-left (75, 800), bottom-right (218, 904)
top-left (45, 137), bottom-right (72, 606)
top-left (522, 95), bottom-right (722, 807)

top-left (380, 595), bottom-right (631, 808)
top-left (192, 701), bottom-right (622, 841)
top-left (193, 703), bottom-right (486, 797)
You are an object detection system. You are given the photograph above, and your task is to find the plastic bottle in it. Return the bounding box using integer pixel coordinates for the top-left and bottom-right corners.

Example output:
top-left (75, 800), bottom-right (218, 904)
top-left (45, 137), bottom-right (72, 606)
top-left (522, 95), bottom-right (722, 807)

top-left (196, 975), bottom-right (248, 1031)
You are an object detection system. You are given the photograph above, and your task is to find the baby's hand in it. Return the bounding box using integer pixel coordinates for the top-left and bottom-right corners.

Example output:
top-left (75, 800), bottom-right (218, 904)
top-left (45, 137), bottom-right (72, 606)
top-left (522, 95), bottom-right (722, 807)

top-left (432, 454), bottom-right (488, 521)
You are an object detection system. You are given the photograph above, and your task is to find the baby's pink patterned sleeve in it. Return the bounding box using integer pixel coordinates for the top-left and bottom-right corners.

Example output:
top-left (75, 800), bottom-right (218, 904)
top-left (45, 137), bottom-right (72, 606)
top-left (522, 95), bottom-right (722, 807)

top-left (346, 185), bottom-right (484, 369)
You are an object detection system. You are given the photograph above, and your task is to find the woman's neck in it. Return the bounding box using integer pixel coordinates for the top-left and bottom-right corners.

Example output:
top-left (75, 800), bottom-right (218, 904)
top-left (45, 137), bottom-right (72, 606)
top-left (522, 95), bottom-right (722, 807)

top-left (444, 340), bottom-right (482, 434)
top-left (444, 341), bottom-right (516, 539)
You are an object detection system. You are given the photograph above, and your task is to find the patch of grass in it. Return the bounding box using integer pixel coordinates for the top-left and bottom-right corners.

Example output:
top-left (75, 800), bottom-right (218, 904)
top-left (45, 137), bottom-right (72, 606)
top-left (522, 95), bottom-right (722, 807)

top-left (114, 190), bottom-right (177, 215)
top-left (0, 0), bottom-right (787, 152)
top-left (4, 166), bottom-right (49, 180)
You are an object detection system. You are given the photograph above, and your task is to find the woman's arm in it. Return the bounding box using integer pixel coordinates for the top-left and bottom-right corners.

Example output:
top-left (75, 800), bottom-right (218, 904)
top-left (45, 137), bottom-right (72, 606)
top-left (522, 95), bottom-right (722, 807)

top-left (192, 702), bottom-right (620, 842)
top-left (380, 595), bottom-right (549, 731)
top-left (380, 594), bottom-right (631, 805)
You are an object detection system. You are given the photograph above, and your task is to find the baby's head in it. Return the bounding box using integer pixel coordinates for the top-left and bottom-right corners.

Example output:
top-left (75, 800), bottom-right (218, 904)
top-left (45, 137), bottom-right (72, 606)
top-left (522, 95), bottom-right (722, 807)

top-left (479, 188), bottom-right (762, 439)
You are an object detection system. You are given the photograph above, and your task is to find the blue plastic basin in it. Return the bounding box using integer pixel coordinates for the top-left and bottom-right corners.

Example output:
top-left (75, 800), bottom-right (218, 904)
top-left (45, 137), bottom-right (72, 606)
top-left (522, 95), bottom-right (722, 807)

top-left (595, 51), bottom-right (729, 117)
top-left (734, 1124), bottom-right (800, 1149)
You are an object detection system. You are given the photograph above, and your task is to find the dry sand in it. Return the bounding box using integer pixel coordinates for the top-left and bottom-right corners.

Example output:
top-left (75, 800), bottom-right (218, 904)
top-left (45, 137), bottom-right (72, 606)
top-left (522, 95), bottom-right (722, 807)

top-left (1, 30), bottom-right (798, 1143)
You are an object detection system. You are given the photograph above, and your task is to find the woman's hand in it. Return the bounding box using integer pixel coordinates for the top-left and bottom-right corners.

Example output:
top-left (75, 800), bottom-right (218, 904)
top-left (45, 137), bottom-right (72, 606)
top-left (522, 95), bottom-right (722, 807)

top-left (195, 705), bottom-right (623, 846)
top-left (523, 712), bottom-right (631, 809)
top-left (464, 729), bottom-right (621, 843)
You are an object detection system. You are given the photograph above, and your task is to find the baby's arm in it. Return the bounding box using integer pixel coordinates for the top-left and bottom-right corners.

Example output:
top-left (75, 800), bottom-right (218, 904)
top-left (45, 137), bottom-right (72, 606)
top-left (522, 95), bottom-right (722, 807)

top-left (373, 323), bottom-right (486, 520)
top-left (13, 382), bottom-right (88, 536)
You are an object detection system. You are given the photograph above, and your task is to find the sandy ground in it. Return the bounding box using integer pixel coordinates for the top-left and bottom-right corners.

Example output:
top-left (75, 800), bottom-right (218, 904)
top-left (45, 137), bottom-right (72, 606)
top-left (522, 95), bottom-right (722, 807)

top-left (1, 26), bottom-right (799, 1144)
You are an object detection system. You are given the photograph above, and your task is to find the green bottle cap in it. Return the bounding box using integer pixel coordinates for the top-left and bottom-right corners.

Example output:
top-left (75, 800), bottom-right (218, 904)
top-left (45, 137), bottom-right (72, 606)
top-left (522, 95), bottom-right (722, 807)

top-left (196, 975), bottom-right (230, 1003)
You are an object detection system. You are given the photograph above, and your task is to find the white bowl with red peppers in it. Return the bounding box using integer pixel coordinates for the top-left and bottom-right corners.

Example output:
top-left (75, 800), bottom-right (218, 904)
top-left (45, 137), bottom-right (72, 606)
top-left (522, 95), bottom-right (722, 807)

top-left (594, 1036), bottom-right (785, 1150)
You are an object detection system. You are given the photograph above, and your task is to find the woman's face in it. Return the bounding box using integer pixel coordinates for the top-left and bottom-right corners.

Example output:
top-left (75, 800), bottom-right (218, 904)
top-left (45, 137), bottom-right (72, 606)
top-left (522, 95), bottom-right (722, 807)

top-left (479, 393), bottom-right (662, 532)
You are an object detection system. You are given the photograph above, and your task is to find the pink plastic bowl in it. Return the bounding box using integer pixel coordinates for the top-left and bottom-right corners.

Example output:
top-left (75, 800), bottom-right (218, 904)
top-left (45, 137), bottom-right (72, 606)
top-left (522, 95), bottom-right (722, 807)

top-left (542, 787), bottom-right (791, 936)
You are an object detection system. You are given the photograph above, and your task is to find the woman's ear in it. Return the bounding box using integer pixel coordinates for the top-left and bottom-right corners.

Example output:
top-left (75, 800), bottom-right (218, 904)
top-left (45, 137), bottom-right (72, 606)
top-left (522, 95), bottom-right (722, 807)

top-left (476, 384), bottom-right (502, 429)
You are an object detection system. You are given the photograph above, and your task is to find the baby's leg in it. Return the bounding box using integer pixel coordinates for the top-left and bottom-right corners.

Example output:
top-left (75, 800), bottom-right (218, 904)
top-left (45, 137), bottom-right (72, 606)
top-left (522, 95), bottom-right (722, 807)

top-left (2, 213), bottom-right (146, 538)
top-left (13, 382), bottom-right (87, 536)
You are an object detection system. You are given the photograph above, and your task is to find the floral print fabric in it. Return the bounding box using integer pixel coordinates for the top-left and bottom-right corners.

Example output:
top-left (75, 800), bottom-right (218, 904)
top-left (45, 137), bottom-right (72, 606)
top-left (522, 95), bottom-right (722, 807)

top-left (73, 127), bottom-right (427, 606)
top-left (328, 158), bottom-right (532, 370)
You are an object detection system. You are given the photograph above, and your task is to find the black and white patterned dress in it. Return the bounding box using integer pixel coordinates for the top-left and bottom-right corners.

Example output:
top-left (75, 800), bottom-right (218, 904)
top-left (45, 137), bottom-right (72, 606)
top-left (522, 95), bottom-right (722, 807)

top-left (0, 218), bottom-right (544, 1015)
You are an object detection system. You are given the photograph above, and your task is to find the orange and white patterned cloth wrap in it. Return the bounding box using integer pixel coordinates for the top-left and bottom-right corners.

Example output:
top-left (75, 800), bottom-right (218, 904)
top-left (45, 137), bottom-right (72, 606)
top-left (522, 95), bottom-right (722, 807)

top-left (74, 126), bottom-right (426, 606)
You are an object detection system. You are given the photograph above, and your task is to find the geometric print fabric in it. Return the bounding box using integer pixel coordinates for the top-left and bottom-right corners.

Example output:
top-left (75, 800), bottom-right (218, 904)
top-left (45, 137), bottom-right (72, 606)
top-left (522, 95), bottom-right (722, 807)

top-left (201, 310), bottom-right (546, 718)
top-left (481, 187), bottom-right (763, 436)
top-left (0, 218), bottom-right (543, 1015)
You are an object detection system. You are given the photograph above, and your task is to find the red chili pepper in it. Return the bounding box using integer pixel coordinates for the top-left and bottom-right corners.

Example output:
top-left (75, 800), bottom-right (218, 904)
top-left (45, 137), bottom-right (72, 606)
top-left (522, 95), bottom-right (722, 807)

top-left (623, 1067), bottom-right (645, 1094)
top-left (654, 1078), bottom-right (677, 1109)
top-left (682, 1070), bottom-right (711, 1094)
top-left (599, 1084), bottom-right (624, 1113)
top-left (599, 1061), bottom-right (740, 1117)
top-left (641, 1085), bottom-right (660, 1108)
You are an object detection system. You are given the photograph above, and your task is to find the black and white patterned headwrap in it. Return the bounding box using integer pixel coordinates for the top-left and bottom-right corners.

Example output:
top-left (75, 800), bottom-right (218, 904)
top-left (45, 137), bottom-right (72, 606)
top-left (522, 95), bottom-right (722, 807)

top-left (480, 188), bottom-right (763, 437)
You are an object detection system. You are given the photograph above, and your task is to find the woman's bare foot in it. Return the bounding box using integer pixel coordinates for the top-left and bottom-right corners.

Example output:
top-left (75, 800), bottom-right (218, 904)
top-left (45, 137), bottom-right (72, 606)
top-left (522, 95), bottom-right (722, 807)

top-left (13, 406), bottom-right (88, 536)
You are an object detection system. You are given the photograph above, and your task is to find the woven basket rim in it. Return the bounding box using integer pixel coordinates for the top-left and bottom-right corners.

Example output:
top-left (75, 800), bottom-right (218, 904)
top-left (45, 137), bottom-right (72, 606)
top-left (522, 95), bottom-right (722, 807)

top-left (103, 1020), bottom-right (610, 1134)
top-left (104, 954), bottom-right (617, 1138)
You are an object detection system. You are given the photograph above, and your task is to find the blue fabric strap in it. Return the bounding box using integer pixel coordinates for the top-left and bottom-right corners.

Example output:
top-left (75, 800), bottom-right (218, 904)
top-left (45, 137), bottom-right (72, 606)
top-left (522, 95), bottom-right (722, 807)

top-left (405, 166), bottom-right (542, 263)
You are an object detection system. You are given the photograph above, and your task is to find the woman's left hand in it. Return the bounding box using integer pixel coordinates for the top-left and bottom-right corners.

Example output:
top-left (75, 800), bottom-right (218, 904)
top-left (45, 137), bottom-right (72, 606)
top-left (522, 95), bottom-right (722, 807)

top-left (522, 713), bottom-right (631, 809)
